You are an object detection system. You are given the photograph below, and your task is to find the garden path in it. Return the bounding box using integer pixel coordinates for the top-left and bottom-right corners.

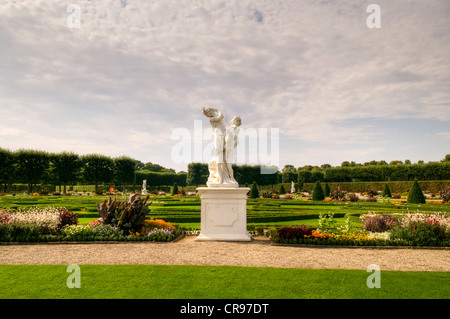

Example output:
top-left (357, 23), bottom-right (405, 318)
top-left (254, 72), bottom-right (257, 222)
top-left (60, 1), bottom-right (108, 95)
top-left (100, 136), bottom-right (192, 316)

top-left (1, 236), bottom-right (449, 271)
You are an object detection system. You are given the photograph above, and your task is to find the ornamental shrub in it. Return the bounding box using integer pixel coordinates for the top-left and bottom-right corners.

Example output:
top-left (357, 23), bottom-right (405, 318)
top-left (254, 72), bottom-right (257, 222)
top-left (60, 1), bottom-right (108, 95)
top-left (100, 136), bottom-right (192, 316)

top-left (360, 212), bottom-right (398, 232)
top-left (250, 181), bottom-right (259, 199)
top-left (439, 187), bottom-right (450, 203)
top-left (0, 223), bottom-right (41, 242)
top-left (324, 183), bottom-right (331, 197)
top-left (96, 193), bottom-right (151, 233)
top-left (312, 181), bottom-right (324, 201)
top-left (171, 182), bottom-right (179, 196)
top-left (58, 209), bottom-right (79, 229)
top-left (278, 225), bottom-right (312, 240)
top-left (382, 184), bottom-right (392, 198)
top-left (390, 222), bottom-right (449, 246)
top-left (330, 187), bottom-right (346, 200)
top-left (278, 184), bottom-right (286, 195)
top-left (407, 180), bottom-right (426, 204)
top-left (366, 189), bottom-right (378, 197)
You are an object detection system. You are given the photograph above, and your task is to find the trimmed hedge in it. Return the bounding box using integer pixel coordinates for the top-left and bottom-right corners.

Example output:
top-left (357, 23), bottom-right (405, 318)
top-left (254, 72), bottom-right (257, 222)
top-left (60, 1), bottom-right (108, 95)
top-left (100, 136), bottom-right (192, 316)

top-left (302, 180), bottom-right (450, 194)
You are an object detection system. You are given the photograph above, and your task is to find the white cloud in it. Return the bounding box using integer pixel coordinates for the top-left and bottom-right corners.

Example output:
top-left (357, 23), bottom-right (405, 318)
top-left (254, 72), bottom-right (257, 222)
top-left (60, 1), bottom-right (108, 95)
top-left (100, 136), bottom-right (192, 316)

top-left (437, 132), bottom-right (450, 139)
top-left (0, 0), bottom-right (449, 170)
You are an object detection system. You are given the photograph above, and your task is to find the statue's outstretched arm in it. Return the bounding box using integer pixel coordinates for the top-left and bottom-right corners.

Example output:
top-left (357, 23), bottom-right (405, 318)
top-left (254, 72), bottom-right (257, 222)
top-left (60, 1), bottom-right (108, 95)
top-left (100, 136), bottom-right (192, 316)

top-left (209, 109), bottom-right (224, 122)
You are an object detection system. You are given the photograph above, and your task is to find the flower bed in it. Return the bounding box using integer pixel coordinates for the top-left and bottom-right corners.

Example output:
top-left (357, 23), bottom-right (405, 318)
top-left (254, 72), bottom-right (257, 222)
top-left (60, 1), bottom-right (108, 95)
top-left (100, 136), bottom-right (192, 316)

top-left (272, 211), bottom-right (450, 247)
top-left (0, 207), bottom-right (181, 243)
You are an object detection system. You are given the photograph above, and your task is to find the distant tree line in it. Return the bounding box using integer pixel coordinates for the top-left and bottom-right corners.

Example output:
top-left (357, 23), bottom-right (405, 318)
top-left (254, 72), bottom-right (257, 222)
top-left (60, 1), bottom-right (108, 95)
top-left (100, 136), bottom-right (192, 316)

top-left (0, 148), bottom-right (184, 194)
top-left (2, 147), bottom-right (449, 194)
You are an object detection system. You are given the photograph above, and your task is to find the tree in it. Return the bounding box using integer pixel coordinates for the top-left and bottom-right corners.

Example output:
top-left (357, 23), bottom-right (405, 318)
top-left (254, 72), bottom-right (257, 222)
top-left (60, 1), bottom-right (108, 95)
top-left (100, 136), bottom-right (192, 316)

top-left (114, 156), bottom-right (136, 192)
top-left (382, 183), bottom-right (392, 198)
top-left (143, 162), bottom-right (175, 173)
top-left (259, 165), bottom-right (279, 188)
top-left (235, 165), bottom-right (262, 185)
top-left (312, 181), bottom-right (325, 201)
top-left (50, 152), bottom-right (80, 193)
top-left (15, 149), bottom-right (49, 194)
top-left (407, 180), bottom-right (426, 204)
top-left (342, 161), bottom-right (350, 167)
top-left (134, 160), bottom-right (145, 171)
top-left (311, 170), bottom-right (325, 183)
top-left (187, 163), bottom-right (208, 186)
top-left (298, 170), bottom-right (312, 187)
top-left (282, 170), bottom-right (297, 183)
top-left (281, 164), bottom-right (296, 173)
top-left (81, 154), bottom-right (114, 194)
top-left (0, 148), bottom-right (15, 193)
top-left (250, 181), bottom-right (259, 199)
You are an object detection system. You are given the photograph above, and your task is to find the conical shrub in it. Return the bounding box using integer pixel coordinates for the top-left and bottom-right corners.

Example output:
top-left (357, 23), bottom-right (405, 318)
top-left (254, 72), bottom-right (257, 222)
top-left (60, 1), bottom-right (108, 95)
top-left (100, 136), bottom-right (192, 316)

top-left (279, 184), bottom-right (286, 195)
top-left (407, 180), bottom-right (426, 204)
top-left (324, 183), bottom-right (331, 197)
top-left (312, 181), bottom-right (325, 201)
top-left (171, 182), bottom-right (179, 196)
top-left (250, 181), bottom-right (260, 199)
top-left (382, 183), bottom-right (392, 198)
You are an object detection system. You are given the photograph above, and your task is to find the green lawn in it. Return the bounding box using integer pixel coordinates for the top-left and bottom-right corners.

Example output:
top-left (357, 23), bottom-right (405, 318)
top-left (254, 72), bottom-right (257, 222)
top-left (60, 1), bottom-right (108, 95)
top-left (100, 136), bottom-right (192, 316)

top-left (0, 265), bottom-right (448, 299)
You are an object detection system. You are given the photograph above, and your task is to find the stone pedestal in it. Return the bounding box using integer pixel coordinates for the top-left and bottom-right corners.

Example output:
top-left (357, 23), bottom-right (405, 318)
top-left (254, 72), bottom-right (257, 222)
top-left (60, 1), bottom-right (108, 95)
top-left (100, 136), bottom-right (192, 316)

top-left (195, 187), bottom-right (251, 241)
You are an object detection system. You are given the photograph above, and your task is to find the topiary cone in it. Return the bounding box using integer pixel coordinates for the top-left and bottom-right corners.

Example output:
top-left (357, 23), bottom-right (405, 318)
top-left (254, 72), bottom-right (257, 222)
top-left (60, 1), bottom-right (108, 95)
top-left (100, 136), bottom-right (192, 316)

top-left (407, 180), bottom-right (426, 204)
top-left (312, 181), bottom-right (325, 201)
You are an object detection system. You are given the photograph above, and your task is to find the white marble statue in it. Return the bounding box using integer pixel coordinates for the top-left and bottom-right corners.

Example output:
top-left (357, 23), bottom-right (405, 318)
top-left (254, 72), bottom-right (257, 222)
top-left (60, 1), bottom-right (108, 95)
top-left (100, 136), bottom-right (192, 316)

top-left (141, 179), bottom-right (147, 195)
top-left (291, 181), bottom-right (296, 194)
top-left (202, 107), bottom-right (241, 187)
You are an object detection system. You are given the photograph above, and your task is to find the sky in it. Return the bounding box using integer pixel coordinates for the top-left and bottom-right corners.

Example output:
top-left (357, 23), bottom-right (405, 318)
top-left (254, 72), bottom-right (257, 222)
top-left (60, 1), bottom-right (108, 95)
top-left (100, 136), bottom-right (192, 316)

top-left (1, 0), bottom-right (449, 173)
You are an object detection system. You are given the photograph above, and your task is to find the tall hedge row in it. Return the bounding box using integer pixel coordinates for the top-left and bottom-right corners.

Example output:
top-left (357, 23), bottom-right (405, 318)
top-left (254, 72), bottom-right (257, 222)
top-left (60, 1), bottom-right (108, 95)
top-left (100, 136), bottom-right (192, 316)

top-left (135, 171), bottom-right (187, 187)
top-left (298, 162), bottom-right (450, 185)
top-left (185, 163), bottom-right (281, 186)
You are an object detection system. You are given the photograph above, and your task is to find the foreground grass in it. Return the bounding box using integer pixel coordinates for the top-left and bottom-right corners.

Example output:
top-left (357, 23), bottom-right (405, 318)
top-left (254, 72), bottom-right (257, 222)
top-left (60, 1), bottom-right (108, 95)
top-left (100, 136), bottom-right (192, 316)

top-left (0, 265), bottom-right (448, 299)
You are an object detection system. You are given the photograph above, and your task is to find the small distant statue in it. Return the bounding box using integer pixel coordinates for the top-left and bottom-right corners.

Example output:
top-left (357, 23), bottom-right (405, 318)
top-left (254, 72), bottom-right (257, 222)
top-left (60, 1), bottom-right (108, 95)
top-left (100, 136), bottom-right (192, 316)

top-left (141, 179), bottom-right (147, 195)
top-left (202, 107), bottom-right (241, 187)
top-left (291, 181), bottom-right (296, 194)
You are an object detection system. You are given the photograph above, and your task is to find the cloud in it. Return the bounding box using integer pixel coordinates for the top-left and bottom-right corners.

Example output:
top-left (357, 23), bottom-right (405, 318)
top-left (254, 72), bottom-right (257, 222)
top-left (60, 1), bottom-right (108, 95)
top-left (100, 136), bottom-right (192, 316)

top-left (437, 132), bottom-right (450, 139)
top-left (0, 0), bottom-right (449, 171)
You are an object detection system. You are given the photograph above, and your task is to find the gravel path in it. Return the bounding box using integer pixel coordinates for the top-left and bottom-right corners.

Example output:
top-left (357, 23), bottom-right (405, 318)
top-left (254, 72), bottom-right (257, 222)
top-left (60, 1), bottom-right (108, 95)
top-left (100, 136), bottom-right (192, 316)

top-left (1, 236), bottom-right (449, 271)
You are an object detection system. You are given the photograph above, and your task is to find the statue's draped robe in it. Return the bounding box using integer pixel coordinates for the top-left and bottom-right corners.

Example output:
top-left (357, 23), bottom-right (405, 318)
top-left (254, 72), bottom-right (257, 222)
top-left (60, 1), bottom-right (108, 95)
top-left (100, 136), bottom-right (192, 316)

top-left (206, 122), bottom-right (239, 187)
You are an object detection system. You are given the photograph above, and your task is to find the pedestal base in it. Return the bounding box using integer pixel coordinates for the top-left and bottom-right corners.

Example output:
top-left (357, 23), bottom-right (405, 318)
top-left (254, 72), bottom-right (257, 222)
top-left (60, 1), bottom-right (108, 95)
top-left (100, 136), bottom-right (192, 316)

top-left (195, 187), bottom-right (251, 242)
